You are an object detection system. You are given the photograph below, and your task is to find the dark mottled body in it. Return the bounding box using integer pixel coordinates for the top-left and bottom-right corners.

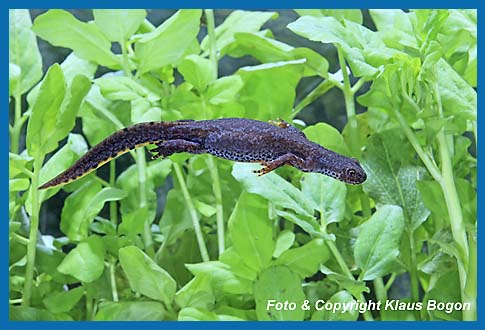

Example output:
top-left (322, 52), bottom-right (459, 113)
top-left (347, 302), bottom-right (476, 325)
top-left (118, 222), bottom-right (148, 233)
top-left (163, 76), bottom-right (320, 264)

top-left (39, 118), bottom-right (366, 189)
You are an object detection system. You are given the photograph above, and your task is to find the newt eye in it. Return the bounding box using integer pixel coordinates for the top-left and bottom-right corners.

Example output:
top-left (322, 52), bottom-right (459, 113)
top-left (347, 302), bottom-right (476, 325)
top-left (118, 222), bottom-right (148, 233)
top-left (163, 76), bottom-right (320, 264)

top-left (346, 168), bottom-right (356, 177)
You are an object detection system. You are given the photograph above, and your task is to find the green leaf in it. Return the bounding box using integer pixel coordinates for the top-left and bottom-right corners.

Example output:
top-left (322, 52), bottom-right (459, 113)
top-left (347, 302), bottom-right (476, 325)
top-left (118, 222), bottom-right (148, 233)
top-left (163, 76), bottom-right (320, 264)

top-left (61, 181), bottom-right (126, 241)
top-left (301, 173), bottom-right (347, 228)
top-left (232, 163), bottom-right (314, 217)
top-left (9, 9), bottom-right (43, 94)
top-left (135, 10), bottom-right (201, 74)
top-left (303, 123), bottom-right (351, 156)
top-left (228, 192), bottom-right (274, 273)
top-left (237, 59), bottom-right (305, 120)
top-left (295, 9), bottom-right (363, 24)
top-left (9, 63), bottom-right (20, 96)
top-left (273, 239), bottom-right (330, 279)
top-left (58, 235), bottom-right (105, 282)
top-left (219, 247), bottom-right (258, 281)
top-left (94, 301), bottom-right (166, 320)
top-left (201, 10), bottom-right (278, 56)
top-left (205, 75), bottom-right (244, 105)
top-left (9, 306), bottom-right (72, 321)
top-left (9, 178), bottom-right (30, 192)
top-left (60, 53), bottom-right (97, 84)
top-left (273, 230), bottom-right (295, 258)
top-left (175, 274), bottom-right (214, 310)
top-left (186, 261), bottom-right (253, 295)
top-left (435, 58), bottom-right (476, 121)
top-left (178, 54), bottom-right (214, 92)
top-left (288, 16), bottom-right (396, 77)
top-left (119, 246), bottom-right (176, 304)
top-left (43, 287), bottom-right (84, 314)
top-left (32, 10), bottom-right (119, 68)
top-left (311, 290), bottom-right (359, 321)
top-left (131, 99), bottom-right (162, 124)
top-left (95, 76), bottom-right (159, 102)
top-left (362, 131), bottom-right (430, 230)
top-left (178, 307), bottom-right (243, 321)
top-left (254, 266), bottom-right (305, 320)
top-left (354, 205), bottom-right (405, 280)
top-left (93, 9), bottom-right (146, 43)
top-left (26, 64), bottom-right (66, 158)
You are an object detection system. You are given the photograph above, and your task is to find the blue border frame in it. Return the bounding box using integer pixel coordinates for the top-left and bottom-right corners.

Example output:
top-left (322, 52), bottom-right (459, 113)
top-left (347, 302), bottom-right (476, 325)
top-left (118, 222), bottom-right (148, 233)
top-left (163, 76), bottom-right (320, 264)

top-left (4, 0), bottom-right (481, 329)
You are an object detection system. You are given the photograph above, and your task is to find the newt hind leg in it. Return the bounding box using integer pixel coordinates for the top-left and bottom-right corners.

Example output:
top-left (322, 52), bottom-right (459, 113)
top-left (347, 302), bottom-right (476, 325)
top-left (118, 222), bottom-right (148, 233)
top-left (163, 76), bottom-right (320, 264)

top-left (151, 139), bottom-right (205, 159)
top-left (253, 153), bottom-right (306, 176)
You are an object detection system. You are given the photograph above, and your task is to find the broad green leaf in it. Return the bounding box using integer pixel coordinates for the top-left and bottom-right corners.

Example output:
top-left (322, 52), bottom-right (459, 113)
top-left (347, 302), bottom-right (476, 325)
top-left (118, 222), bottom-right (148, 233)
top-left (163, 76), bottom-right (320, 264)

top-left (178, 54), bottom-right (214, 92)
top-left (119, 246), bottom-right (176, 304)
top-left (219, 247), bottom-right (258, 281)
top-left (311, 290), bottom-right (359, 321)
top-left (58, 235), bottom-right (105, 282)
top-left (60, 181), bottom-right (126, 240)
top-left (43, 287), bottom-right (84, 314)
top-left (354, 205), bottom-right (405, 280)
top-left (362, 131), bottom-right (430, 230)
top-left (301, 173), bottom-right (346, 227)
top-left (9, 178), bottom-right (30, 192)
top-left (201, 10), bottom-right (278, 56)
top-left (32, 10), bottom-right (119, 68)
top-left (228, 192), bottom-right (274, 273)
top-left (273, 239), bottom-right (330, 278)
top-left (175, 274), bottom-right (214, 310)
top-left (9, 306), bottom-right (72, 321)
top-left (9, 63), bottom-right (20, 96)
top-left (232, 163), bottom-right (314, 217)
top-left (178, 307), bottom-right (243, 321)
top-left (94, 301), bottom-right (166, 320)
top-left (131, 99), bottom-right (162, 123)
top-left (422, 271), bottom-right (462, 320)
top-left (273, 230), bottom-right (295, 258)
top-left (288, 16), bottom-right (396, 77)
top-left (135, 10), bottom-right (201, 74)
top-left (237, 59), bottom-right (305, 120)
top-left (369, 10), bottom-right (418, 51)
top-left (435, 58), bottom-right (476, 121)
top-left (35, 245), bottom-right (75, 285)
top-left (93, 9), bottom-right (146, 43)
top-left (95, 76), bottom-right (159, 102)
top-left (9, 10), bottom-right (43, 94)
top-left (205, 75), bottom-right (244, 105)
top-left (303, 123), bottom-right (351, 156)
top-left (9, 153), bottom-right (33, 179)
top-left (186, 261), bottom-right (253, 295)
top-left (159, 189), bottom-right (193, 246)
top-left (254, 266), bottom-right (305, 320)
top-left (26, 64), bottom-right (66, 158)
top-left (295, 9), bottom-right (363, 24)
top-left (60, 53), bottom-right (97, 84)
top-left (226, 32), bottom-right (328, 77)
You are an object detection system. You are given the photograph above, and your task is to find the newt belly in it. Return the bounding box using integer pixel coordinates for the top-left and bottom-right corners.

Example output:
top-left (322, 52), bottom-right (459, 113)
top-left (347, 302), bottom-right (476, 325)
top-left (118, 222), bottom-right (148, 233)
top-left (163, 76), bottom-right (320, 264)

top-left (39, 118), bottom-right (366, 189)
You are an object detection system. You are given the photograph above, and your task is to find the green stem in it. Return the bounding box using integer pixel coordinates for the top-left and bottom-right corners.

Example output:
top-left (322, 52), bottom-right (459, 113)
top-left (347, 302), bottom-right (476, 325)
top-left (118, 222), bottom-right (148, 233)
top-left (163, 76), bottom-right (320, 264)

top-left (462, 231), bottom-right (476, 320)
top-left (204, 9), bottom-right (218, 79)
top-left (206, 157), bottom-right (225, 255)
top-left (393, 110), bottom-right (442, 182)
top-left (173, 163), bottom-right (209, 262)
top-left (109, 161), bottom-right (118, 225)
top-left (292, 80), bottom-right (334, 119)
top-left (326, 240), bottom-right (374, 321)
top-left (337, 47), bottom-right (360, 157)
top-left (21, 156), bottom-right (44, 307)
top-left (136, 148), bottom-right (154, 257)
top-left (109, 259), bottom-right (119, 302)
top-left (11, 94), bottom-right (22, 153)
top-left (407, 229), bottom-right (421, 320)
top-left (120, 41), bottom-right (132, 78)
top-left (384, 273), bottom-right (397, 292)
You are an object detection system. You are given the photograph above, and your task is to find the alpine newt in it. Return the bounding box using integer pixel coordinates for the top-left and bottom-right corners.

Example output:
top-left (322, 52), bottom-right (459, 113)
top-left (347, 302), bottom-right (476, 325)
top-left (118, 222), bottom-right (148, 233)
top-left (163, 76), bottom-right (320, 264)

top-left (39, 118), bottom-right (366, 189)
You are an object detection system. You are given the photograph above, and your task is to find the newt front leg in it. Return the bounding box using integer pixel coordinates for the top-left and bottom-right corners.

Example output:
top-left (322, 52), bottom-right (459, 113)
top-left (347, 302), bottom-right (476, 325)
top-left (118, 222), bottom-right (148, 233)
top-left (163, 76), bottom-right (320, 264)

top-left (253, 153), bottom-right (306, 176)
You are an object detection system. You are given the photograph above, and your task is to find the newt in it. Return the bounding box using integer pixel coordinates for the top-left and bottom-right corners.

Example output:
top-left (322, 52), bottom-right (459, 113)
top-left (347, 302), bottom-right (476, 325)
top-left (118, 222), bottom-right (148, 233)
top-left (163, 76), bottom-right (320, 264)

top-left (39, 118), bottom-right (366, 189)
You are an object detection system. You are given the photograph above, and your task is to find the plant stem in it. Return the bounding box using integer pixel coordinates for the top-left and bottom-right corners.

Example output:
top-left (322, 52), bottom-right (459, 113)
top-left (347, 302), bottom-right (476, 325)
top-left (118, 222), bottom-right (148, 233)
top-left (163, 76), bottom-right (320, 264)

top-left (407, 229), bottom-right (421, 320)
top-left (21, 156), bottom-right (44, 307)
top-left (173, 163), bottom-right (209, 262)
top-left (326, 239), bottom-right (374, 321)
top-left (292, 80), bottom-right (334, 118)
top-left (206, 157), bottom-right (225, 255)
top-left (462, 231), bottom-right (476, 320)
top-left (109, 259), bottom-right (119, 302)
top-left (11, 94), bottom-right (22, 153)
top-left (109, 161), bottom-right (118, 225)
top-left (136, 148), bottom-right (154, 257)
top-left (204, 9), bottom-right (218, 79)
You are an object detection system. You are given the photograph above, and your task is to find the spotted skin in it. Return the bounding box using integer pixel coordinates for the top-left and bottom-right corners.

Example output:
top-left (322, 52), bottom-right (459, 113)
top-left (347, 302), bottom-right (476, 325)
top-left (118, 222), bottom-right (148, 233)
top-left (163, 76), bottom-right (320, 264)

top-left (39, 118), bottom-right (367, 189)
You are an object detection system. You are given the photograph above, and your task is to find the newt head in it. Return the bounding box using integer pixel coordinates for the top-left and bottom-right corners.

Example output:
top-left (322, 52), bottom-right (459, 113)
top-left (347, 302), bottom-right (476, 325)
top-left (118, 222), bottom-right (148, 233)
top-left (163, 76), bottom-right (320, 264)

top-left (313, 153), bottom-right (367, 184)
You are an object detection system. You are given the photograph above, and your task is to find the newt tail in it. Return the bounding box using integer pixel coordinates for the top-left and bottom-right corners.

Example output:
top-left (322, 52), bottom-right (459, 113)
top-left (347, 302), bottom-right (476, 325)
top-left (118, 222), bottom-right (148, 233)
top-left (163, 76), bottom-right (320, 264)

top-left (39, 118), bottom-right (366, 189)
